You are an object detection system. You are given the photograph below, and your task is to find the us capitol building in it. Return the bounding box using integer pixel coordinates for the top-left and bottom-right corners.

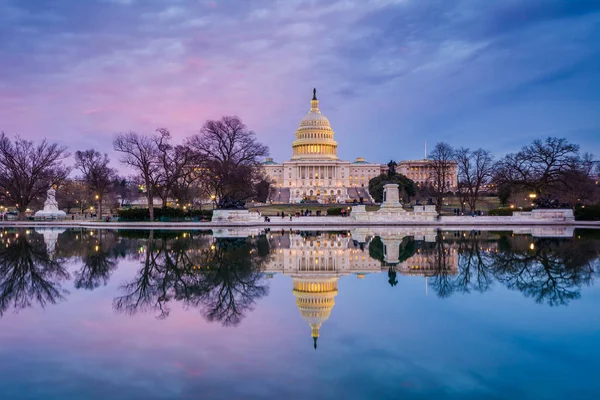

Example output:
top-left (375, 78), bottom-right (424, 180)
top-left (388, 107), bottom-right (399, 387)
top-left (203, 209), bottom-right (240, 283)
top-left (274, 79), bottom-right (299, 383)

top-left (263, 89), bottom-right (458, 204)
top-left (263, 89), bottom-right (384, 204)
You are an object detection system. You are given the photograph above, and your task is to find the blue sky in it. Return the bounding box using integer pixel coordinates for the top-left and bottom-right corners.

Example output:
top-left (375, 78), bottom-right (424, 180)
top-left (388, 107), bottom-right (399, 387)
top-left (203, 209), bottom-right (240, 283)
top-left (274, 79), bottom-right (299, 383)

top-left (0, 0), bottom-right (599, 166)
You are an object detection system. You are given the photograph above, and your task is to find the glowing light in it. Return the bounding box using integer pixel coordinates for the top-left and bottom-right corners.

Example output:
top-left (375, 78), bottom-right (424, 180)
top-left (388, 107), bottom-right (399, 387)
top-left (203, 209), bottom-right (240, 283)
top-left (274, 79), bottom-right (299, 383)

top-left (529, 243), bottom-right (535, 250)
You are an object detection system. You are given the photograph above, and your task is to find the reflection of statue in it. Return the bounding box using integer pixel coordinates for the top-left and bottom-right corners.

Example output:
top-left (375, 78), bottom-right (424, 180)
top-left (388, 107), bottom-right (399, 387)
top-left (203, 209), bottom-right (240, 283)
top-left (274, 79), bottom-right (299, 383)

top-left (387, 160), bottom-right (397, 178)
top-left (35, 227), bottom-right (66, 260)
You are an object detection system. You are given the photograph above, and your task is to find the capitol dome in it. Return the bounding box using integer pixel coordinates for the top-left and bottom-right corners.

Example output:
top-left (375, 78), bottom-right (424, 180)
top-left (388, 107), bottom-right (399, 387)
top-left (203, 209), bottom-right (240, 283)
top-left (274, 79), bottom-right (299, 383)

top-left (291, 89), bottom-right (339, 160)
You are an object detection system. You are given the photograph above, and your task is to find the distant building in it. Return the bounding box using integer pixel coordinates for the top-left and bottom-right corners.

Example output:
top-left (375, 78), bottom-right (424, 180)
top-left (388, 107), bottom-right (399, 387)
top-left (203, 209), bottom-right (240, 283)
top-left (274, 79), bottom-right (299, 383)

top-left (397, 159), bottom-right (458, 190)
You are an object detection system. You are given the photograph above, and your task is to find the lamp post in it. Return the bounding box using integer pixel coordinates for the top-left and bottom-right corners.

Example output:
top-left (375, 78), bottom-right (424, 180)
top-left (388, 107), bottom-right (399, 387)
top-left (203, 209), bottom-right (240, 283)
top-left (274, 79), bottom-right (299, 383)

top-left (210, 194), bottom-right (216, 210)
top-left (528, 193), bottom-right (537, 207)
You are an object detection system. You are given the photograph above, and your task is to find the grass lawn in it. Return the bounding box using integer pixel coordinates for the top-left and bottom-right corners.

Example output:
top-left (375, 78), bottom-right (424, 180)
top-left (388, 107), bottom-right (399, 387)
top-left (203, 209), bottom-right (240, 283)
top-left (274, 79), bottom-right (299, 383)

top-left (439, 196), bottom-right (501, 214)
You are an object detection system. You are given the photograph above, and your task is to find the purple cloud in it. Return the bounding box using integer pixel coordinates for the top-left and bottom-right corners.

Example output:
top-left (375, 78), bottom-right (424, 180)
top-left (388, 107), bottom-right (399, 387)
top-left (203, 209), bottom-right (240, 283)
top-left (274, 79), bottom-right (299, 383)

top-left (0, 0), bottom-right (598, 168)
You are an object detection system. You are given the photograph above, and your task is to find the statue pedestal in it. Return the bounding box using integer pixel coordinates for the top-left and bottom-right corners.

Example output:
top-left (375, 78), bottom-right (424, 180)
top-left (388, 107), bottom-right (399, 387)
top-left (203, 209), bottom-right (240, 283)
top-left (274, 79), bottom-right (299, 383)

top-left (34, 209), bottom-right (67, 220)
top-left (378, 184), bottom-right (406, 216)
top-left (212, 209), bottom-right (261, 223)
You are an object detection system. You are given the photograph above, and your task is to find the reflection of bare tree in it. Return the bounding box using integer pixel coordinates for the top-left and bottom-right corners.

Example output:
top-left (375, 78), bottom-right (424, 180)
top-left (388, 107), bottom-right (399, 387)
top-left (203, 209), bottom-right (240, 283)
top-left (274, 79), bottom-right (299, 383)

top-left (0, 230), bottom-right (70, 316)
top-left (56, 229), bottom-right (123, 290)
top-left (490, 236), bottom-right (597, 306)
top-left (425, 232), bottom-right (598, 306)
top-left (113, 232), bottom-right (269, 326)
top-left (454, 232), bottom-right (494, 294)
top-left (426, 231), bottom-right (456, 298)
top-left (114, 230), bottom-right (173, 318)
top-left (179, 238), bottom-right (270, 326)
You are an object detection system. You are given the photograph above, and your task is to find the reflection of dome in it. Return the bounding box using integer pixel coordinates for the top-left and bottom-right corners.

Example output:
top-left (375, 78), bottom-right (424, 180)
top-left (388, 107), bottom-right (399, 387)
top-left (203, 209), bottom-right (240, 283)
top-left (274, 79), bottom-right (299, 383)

top-left (292, 276), bottom-right (339, 349)
top-left (291, 89), bottom-right (339, 161)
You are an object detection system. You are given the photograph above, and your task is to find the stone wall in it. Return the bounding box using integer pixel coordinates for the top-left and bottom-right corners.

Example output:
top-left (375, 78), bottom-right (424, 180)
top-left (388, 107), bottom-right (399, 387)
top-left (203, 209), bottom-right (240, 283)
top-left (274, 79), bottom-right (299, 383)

top-left (212, 209), bottom-right (262, 223)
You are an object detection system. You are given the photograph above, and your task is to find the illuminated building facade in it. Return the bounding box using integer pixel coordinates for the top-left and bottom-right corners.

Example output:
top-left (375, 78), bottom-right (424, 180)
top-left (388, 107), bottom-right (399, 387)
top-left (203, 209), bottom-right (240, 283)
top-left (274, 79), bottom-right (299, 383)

top-left (263, 90), bottom-right (382, 204)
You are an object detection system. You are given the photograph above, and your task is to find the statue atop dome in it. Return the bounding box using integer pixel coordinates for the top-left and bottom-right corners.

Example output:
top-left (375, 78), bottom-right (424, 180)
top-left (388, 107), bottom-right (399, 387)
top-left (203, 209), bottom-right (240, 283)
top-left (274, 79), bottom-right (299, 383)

top-left (312, 87), bottom-right (317, 101)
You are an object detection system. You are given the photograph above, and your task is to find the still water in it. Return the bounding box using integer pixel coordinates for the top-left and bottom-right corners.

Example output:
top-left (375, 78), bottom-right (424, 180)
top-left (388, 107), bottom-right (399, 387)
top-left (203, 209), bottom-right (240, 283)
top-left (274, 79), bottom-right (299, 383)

top-left (0, 227), bottom-right (599, 400)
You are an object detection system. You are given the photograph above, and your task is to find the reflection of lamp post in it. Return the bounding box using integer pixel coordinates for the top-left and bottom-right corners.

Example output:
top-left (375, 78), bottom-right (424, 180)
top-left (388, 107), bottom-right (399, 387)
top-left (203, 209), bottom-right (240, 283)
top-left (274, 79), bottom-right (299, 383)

top-left (210, 194), bottom-right (216, 210)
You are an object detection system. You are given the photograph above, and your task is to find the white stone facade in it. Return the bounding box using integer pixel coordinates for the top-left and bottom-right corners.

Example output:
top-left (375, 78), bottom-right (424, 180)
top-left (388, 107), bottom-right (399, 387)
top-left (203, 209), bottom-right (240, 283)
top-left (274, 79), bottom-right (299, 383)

top-left (398, 159), bottom-right (458, 190)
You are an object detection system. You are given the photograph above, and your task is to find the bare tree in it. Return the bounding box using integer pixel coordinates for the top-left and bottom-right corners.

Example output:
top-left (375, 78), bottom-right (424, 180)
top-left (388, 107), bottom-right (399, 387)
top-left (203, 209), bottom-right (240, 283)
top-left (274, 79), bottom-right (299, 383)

top-left (427, 142), bottom-right (455, 214)
top-left (113, 176), bottom-right (140, 208)
top-left (187, 116), bottom-right (269, 204)
top-left (74, 149), bottom-right (117, 219)
top-left (154, 128), bottom-right (195, 208)
top-left (113, 132), bottom-right (160, 220)
top-left (455, 148), bottom-right (495, 213)
top-left (0, 133), bottom-right (70, 219)
top-left (495, 137), bottom-right (580, 195)
top-left (56, 179), bottom-right (91, 214)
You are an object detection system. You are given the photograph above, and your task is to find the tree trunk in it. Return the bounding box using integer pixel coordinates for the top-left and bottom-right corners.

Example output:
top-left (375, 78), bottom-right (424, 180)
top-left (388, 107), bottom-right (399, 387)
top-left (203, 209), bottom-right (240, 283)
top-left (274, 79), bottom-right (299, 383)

top-left (98, 196), bottom-right (103, 220)
top-left (17, 205), bottom-right (28, 220)
top-left (435, 196), bottom-right (442, 214)
top-left (147, 190), bottom-right (154, 221)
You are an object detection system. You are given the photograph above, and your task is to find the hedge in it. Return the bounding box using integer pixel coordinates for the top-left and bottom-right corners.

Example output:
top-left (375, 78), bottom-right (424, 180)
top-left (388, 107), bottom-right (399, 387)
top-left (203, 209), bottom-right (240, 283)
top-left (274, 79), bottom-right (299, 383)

top-left (117, 207), bottom-right (213, 221)
top-left (487, 208), bottom-right (514, 216)
top-left (326, 207), bottom-right (345, 216)
top-left (575, 205), bottom-right (600, 221)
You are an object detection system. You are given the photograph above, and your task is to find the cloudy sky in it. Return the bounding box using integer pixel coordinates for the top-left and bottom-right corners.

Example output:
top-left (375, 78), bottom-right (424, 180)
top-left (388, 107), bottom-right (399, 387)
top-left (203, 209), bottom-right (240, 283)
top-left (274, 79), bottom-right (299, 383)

top-left (1, 0), bottom-right (599, 166)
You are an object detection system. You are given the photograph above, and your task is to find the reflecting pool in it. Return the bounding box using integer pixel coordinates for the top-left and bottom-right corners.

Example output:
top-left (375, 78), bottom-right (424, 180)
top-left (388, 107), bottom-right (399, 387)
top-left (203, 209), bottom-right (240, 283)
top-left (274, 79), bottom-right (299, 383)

top-left (0, 227), bottom-right (599, 399)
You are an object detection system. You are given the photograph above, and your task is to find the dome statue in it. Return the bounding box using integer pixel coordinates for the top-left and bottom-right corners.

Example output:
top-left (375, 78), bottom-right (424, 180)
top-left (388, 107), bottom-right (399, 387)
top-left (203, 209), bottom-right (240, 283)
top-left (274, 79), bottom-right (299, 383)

top-left (291, 89), bottom-right (339, 160)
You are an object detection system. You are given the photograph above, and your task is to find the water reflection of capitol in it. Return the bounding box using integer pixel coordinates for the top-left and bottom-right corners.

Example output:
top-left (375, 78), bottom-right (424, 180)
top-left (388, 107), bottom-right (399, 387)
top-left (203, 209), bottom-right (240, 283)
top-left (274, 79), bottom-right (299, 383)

top-left (264, 230), bottom-right (459, 348)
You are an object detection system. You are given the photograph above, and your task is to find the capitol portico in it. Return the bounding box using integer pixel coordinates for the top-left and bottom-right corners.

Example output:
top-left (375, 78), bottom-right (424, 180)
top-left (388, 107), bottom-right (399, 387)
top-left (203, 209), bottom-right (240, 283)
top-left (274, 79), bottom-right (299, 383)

top-left (264, 89), bottom-right (383, 204)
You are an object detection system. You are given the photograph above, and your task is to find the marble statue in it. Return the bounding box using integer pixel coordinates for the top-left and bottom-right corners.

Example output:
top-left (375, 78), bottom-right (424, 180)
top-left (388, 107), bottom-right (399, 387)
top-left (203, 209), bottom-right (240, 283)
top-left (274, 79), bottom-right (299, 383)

top-left (44, 187), bottom-right (59, 210)
top-left (34, 187), bottom-right (67, 219)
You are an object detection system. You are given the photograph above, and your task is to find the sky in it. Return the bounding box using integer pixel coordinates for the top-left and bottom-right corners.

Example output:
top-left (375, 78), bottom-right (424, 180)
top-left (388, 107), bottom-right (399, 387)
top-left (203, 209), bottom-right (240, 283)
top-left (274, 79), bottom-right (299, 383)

top-left (0, 0), bottom-right (599, 169)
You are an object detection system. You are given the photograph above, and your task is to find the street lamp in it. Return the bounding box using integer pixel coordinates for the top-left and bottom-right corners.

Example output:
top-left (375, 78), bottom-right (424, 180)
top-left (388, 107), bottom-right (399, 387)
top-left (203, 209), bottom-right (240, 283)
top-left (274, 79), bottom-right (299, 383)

top-left (210, 194), bottom-right (216, 210)
top-left (528, 193), bottom-right (537, 199)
